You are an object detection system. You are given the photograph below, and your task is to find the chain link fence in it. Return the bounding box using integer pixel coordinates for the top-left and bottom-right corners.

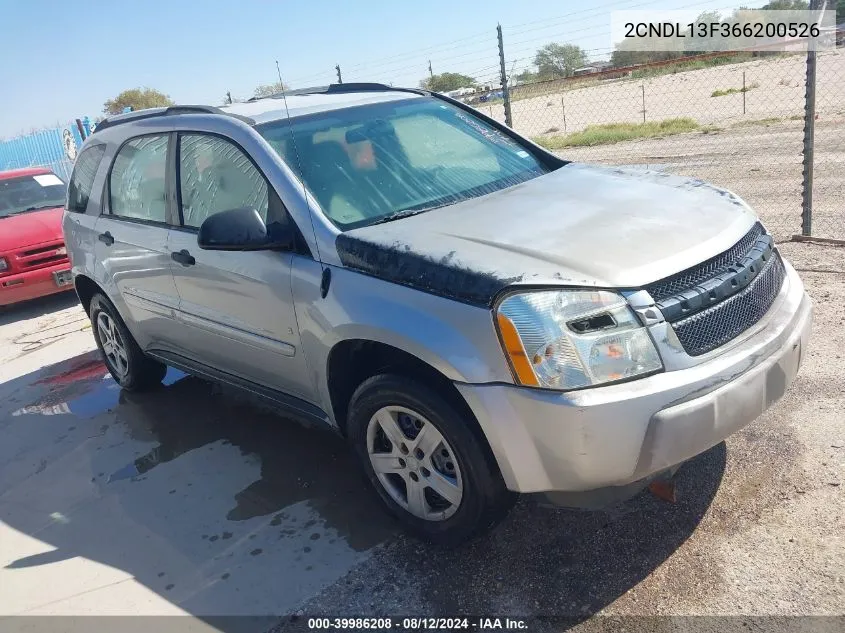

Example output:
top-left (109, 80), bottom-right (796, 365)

top-left (464, 45), bottom-right (844, 242)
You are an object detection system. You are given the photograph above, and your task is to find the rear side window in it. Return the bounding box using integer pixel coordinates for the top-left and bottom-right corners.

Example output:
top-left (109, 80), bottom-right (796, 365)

top-left (109, 135), bottom-right (169, 223)
top-left (67, 144), bottom-right (106, 214)
top-left (178, 133), bottom-right (268, 228)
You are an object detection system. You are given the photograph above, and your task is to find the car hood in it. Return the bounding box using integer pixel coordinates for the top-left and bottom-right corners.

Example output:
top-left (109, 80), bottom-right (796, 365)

top-left (335, 163), bottom-right (758, 306)
top-left (0, 207), bottom-right (64, 251)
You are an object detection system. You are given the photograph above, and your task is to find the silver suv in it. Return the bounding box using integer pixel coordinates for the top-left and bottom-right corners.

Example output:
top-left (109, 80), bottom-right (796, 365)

top-left (63, 83), bottom-right (812, 545)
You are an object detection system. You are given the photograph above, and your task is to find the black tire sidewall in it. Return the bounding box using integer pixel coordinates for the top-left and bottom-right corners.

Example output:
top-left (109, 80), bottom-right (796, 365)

top-left (348, 374), bottom-right (507, 545)
top-left (89, 293), bottom-right (164, 390)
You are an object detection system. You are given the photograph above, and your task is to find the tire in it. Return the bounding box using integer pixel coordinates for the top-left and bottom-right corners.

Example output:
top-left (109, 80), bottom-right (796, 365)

top-left (347, 373), bottom-right (515, 546)
top-left (89, 293), bottom-right (166, 391)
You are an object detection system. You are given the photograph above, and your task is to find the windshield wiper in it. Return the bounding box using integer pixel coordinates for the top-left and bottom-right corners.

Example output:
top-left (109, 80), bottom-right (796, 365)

top-left (368, 209), bottom-right (428, 226)
top-left (369, 203), bottom-right (451, 226)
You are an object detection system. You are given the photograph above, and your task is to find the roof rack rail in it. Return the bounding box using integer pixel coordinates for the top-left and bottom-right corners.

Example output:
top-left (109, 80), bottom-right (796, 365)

top-left (246, 83), bottom-right (426, 102)
top-left (94, 105), bottom-right (254, 133)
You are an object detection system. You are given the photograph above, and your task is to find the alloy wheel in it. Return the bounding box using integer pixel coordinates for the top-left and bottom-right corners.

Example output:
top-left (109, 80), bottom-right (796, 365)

top-left (366, 405), bottom-right (463, 521)
top-left (96, 312), bottom-right (129, 379)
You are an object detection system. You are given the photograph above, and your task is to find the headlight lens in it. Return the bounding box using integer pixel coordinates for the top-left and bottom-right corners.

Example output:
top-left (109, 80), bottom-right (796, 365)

top-left (496, 289), bottom-right (662, 390)
top-left (0, 257), bottom-right (7, 272)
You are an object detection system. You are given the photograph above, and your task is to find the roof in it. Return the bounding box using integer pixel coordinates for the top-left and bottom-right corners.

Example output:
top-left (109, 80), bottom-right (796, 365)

top-left (222, 90), bottom-right (424, 125)
top-left (90, 85), bottom-right (428, 134)
top-left (0, 167), bottom-right (54, 180)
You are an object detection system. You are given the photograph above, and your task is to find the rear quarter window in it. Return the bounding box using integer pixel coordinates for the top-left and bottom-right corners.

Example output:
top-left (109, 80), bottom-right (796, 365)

top-left (67, 144), bottom-right (106, 214)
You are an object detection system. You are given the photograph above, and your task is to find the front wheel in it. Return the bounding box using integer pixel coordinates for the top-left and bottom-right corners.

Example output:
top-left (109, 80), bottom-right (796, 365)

top-left (347, 374), bottom-right (515, 546)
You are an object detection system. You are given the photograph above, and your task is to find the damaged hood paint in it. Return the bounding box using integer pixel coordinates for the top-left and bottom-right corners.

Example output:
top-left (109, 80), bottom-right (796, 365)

top-left (335, 164), bottom-right (759, 306)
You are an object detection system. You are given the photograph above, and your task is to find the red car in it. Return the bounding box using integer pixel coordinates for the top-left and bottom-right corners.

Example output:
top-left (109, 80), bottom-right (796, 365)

top-left (0, 167), bottom-right (73, 307)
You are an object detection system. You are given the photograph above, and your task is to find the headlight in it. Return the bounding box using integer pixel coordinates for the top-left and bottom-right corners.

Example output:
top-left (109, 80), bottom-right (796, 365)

top-left (0, 257), bottom-right (7, 272)
top-left (495, 289), bottom-right (662, 390)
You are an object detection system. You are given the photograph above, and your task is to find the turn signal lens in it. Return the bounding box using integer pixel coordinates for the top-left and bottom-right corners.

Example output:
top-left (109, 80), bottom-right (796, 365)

top-left (496, 313), bottom-right (540, 386)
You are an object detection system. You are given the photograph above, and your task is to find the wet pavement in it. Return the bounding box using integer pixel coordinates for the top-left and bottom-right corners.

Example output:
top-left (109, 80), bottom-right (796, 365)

top-left (0, 304), bottom-right (395, 621)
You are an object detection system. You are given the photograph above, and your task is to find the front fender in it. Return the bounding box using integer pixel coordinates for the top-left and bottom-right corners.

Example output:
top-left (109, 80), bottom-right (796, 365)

top-left (291, 259), bottom-right (514, 423)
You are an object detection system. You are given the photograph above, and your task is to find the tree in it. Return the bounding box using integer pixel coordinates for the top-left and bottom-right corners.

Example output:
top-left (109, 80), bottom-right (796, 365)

top-left (103, 88), bottom-right (174, 114)
top-left (759, 0), bottom-right (808, 8)
top-left (419, 72), bottom-right (477, 93)
top-left (534, 43), bottom-right (588, 79)
top-left (253, 81), bottom-right (289, 98)
top-left (610, 39), bottom-right (683, 68)
top-left (514, 69), bottom-right (539, 85)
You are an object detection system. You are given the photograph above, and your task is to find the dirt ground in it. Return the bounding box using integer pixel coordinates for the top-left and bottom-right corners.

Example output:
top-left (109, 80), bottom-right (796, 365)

top-left (0, 240), bottom-right (842, 632)
top-left (483, 50), bottom-right (845, 136)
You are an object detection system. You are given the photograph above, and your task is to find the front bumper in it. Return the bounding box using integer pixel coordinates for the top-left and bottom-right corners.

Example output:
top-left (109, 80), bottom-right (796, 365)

top-left (457, 259), bottom-right (812, 497)
top-left (0, 262), bottom-right (73, 307)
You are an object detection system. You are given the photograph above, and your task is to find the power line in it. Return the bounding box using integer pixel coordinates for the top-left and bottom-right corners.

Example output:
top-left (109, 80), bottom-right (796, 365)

top-left (292, 0), bottom-right (647, 85)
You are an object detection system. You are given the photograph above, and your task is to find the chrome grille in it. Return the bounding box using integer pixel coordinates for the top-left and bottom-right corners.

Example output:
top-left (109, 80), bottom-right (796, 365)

top-left (672, 253), bottom-right (786, 356)
top-left (646, 223), bottom-right (765, 302)
top-left (14, 240), bottom-right (68, 271)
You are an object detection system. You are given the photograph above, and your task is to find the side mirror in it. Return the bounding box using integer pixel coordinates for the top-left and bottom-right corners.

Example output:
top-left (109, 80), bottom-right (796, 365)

top-left (197, 207), bottom-right (293, 251)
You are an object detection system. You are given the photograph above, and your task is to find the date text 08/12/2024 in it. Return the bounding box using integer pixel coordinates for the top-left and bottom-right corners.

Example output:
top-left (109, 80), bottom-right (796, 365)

top-left (306, 617), bottom-right (528, 630)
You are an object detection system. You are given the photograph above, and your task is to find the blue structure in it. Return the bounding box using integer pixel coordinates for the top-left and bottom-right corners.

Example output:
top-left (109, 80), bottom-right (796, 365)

top-left (0, 122), bottom-right (87, 181)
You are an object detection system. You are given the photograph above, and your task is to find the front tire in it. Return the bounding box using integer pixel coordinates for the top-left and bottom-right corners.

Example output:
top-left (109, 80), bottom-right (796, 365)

top-left (89, 293), bottom-right (166, 391)
top-left (347, 374), bottom-right (515, 546)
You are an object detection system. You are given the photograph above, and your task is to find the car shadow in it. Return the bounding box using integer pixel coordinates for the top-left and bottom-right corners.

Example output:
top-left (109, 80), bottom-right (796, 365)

top-left (0, 349), bottom-right (725, 628)
top-left (388, 442), bottom-right (727, 623)
top-left (0, 291), bottom-right (79, 326)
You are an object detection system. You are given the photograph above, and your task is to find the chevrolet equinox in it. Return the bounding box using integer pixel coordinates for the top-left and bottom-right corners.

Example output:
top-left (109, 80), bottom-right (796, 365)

top-left (62, 84), bottom-right (813, 545)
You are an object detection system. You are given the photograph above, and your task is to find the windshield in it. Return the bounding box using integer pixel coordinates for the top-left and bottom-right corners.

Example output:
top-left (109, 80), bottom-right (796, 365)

top-left (0, 173), bottom-right (66, 218)
top-left (257, 97), bottom-right (550, 229)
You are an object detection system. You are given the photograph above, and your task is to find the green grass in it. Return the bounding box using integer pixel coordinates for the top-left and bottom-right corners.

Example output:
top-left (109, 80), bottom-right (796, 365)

top-left (711, 82), bottom-right (759, 97)
top-left (532, 118), bottom-right (700, 149)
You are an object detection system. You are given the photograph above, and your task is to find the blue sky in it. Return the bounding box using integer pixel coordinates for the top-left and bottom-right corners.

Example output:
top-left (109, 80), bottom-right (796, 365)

top-left (1, 0), bottom-right (766, 138)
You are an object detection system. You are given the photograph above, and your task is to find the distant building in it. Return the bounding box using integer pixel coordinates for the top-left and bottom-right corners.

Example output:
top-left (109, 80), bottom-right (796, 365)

top-left (572, 61), bottom-right (612, 77)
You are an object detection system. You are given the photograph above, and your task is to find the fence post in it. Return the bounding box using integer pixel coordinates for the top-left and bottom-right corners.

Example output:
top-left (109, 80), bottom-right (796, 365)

top-left (561, 97), bottom-right (567, 134)
top-left (801, 0), bottom-right (821, 236)
top-left (742, 71), bottom-right (746, 115)
top-left (497, 24), bottom-right (513, 128)
top-left (641, 84), bottom-right (646, 123)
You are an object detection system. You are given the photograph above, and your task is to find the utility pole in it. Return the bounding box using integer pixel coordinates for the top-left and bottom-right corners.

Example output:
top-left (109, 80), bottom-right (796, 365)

top-left (497, 24), bottom-right (513, 128)
top-left (428, 60), bottom-right (433, 78)
top-left (335, 64), bottom-right (343, 84)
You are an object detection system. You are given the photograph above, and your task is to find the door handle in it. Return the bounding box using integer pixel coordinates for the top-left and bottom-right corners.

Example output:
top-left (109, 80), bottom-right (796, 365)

top-left (98, 231), bottom-right (114, 246)
top-left (171, 249), bottom-right (196, 267)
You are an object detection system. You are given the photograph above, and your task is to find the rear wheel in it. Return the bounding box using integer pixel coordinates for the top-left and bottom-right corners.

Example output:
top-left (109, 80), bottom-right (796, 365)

top-left (347, 374), bottom-right (515, 546)
top-left (89, 293), bottom-right (166, 391)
